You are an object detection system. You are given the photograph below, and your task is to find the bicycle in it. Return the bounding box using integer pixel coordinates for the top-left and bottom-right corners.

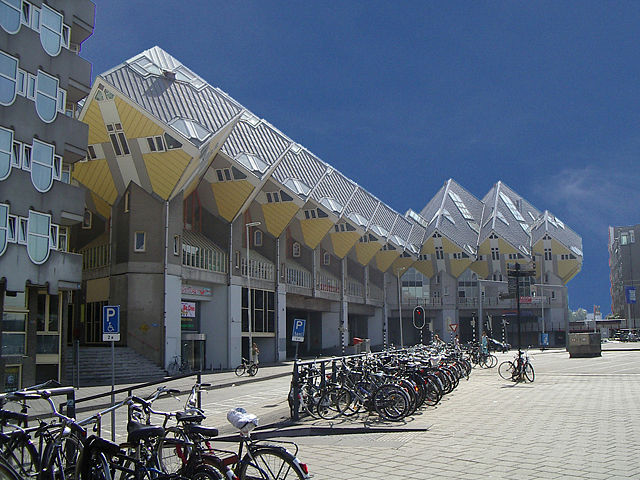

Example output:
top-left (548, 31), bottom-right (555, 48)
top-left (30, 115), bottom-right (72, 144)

top-left (498, 349), bottom-right (534, 382)
top-left (167, 356), bottom-right (192, 376)
top-left (235, 358), bottom-right (259, 377)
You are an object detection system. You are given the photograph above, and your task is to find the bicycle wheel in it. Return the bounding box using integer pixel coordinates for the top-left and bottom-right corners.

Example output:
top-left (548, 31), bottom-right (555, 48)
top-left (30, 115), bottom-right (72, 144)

top-left (191, 464), bottom-right (225, 480)
top-left (0, 459), bottom-right (24, 480)
top-left (0, 435), bottom-right (39, 479)
top-left (248, 363), bottom-right (259, 377)
top-left (235, 364), bottom-right (246, 376)
top-left (373, 385), bottom-right (409, 422)
top-left (317, 387), bottom-right (349, 420)
top-left (498, 361), bottom-right (515, 380)
top-left (239, 447), bottom-right (307, 479)
top-left (75, 450), bottom-right (110, 480)
top-left (158, 426), bottom-right (191, 475)
top-left (524, 363), bottom-right (535, 382)
top-left (42, 432), bottom-right (82, 480)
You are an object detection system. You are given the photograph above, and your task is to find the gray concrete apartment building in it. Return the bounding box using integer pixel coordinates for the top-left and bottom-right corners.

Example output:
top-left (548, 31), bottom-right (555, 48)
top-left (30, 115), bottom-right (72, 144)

top-left (0, 0), bottom-right (94, 390)
top-left (609, 224), bottom-right (640, 328)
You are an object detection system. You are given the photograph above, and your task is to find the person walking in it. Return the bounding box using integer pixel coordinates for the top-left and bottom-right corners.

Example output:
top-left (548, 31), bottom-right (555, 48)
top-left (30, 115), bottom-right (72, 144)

top-left (251, 342), bottom-right (260, 365)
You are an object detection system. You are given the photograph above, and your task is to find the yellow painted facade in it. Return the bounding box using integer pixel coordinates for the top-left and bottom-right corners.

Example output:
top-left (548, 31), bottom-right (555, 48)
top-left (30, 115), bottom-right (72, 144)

top-left (84, 100), bottom-right (110, 145)
top-left (261, 202), bottom-right (300, 237)
top-left (477, 239), bottom-right (491, 256)
top-left (421, 236), bottom-right (435, 254)
top-left (375, 250), bottom-right (400, 272)
top-left (497, 238), bottom-right (518, 255)
top-left (469, 260), bottom-right (489, 278)
top-left (391, 257), bottom-right (415, 276)
top-left (450, 259), bottom-right (473, 278)
top-left (114, 98), bottom-right (164, 139)
top-left (143, 150), bottom-right (191, 200)
top-left (91, 192), bottom-right (111, 220)
top-left (300, 218), bottom-right (334, 249)
top-left (211, 180), bottom-right (254, 221)
top-left (329, 231), bottom-right (360, 258)
top-left (441, 236), bottom-right (460, 254)
top-left (414, 260), bottom-right (435, 278)
top-left (355, 241), bottom-right (382, 266)
top-left (73, 159), bottom-right (117, 204)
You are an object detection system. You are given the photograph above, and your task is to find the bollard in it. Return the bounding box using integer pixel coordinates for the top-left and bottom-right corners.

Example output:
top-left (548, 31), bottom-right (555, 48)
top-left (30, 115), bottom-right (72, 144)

top-left (292, 360), bottom-right (300, 421)
top-left (197, 372), bottom-right (202, 410)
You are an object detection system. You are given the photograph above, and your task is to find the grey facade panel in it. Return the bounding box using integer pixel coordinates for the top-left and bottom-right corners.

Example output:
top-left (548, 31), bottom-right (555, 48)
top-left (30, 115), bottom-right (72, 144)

top-left (221, 120), bottom-right (290, 166)
top-left (271, 149), bottom-right (327, 191)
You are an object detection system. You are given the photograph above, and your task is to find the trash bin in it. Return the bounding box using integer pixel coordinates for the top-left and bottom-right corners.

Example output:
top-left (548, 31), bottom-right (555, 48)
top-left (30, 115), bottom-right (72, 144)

top-left (568, 333), bottom-right (601, 358)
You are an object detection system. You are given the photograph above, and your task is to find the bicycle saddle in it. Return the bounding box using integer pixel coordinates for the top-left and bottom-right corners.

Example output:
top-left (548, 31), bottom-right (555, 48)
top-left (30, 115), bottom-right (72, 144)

top-left (126, 420), bottom-right (164, 443)
top-left (185, 423), bottom-right (219, 438)
top-left (176, 410), bottom-right (206, 423)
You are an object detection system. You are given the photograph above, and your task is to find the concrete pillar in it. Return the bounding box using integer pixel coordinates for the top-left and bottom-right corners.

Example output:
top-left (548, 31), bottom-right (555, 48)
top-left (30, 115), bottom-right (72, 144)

top-left (228, 284), bottom-right (243, 368)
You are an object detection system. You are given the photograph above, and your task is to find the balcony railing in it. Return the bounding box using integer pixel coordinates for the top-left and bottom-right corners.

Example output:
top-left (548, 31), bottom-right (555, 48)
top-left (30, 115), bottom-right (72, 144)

top-left (347, 281), bottom-right (364, 297)
top-left (368, 284), bottom-right (384, 301)
top-left (182, 231), bottom-right (227, 274)
top-left (316, 273), bottom-right (341, 294)
top-left (81, 243), bottom-right (110, 270)
top-left (286, 265), bottom-right (312, 289)
top-left (241, 258), bottom-right (274, 282)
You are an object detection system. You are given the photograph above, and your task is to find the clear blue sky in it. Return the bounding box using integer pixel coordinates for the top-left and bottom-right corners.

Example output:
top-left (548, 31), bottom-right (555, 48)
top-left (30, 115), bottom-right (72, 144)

top-left (83, 1), bottom-right (640, 313)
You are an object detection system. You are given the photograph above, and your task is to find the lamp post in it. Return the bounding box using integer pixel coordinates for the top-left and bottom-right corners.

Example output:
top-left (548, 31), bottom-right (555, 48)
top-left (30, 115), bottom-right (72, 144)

top-left (397, 266), bottom-right (407, 347)
top-left (246, 221), bottom-right (261, 362)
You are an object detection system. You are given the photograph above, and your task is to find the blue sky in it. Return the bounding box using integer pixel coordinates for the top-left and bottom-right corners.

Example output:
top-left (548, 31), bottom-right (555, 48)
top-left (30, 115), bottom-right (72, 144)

top-left (83, 1), bottom-right (640, 313)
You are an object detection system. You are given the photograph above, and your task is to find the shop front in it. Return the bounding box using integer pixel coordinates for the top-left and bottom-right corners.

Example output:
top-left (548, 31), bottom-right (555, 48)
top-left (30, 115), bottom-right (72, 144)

top-left (180, 285), bottom-right (211, 371)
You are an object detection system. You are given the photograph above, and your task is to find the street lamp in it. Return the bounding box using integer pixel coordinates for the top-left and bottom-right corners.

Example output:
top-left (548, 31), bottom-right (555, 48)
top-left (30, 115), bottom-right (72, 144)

top-left (246, 221), bottom-right (261, 362)
top-left (397, 266), bottom-right (407, 347)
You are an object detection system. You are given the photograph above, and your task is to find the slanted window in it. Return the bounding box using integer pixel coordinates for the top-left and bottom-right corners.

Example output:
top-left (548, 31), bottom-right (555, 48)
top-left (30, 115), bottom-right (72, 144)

top-left (173, 235), bottom-right (180, 255)
top-left (0, 126), bottom-right (12, 180)
top-left (124, 191), bottom-right (130, 213)
top-left (11, 139), bottom-right (21, 167)
top-left (146, 135), bottom-right (165, 152)
top-left (292, 242), bottom-right (301, 258)
top-left (57, 226), bottom-right (68, 252)
top-left (82, 210), bottom-right (92, 229)
top-left (106, 123), bottom-right (130, 156)
top-left (134, 231), bottom-right (146, 252)
top-left (323, 252), bottom-right (330, 266)
top-left (0, 50), bottom-right (18, 106)
top-left (544, 248), bottom-right (552, 261)
top-left (164, 133), bottom-right (182, 150)
top-left (254, 229), bottom-right (263, 247)
top-left (435, 246), bottom-right (444, 260)
top-left (21, 144), bottom-right (31, 170)
top-left (491, 247), bottom-right (499, 261)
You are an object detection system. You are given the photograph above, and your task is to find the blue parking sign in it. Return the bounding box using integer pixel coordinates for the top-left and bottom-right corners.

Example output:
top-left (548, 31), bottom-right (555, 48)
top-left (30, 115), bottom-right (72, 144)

top-left (292, 318), bottom-right (306, 343)
top-left (103, 305), bottom-right (120, 342)
top-left (625, 286), bottom-right (636, 304)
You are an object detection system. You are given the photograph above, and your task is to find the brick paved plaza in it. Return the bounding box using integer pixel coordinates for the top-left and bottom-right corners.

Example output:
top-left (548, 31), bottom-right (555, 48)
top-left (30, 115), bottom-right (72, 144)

top-left (67, 344), bottom-right (640, 479)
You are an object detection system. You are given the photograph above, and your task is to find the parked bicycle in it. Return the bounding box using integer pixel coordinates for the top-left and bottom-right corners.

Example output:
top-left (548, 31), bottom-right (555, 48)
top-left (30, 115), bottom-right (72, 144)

top-left (235, 358), bottom-right (259, 377)
top-left (498, 349), bottom-right (534, 382)
top-left (167, 355), bottom-right (192, 376)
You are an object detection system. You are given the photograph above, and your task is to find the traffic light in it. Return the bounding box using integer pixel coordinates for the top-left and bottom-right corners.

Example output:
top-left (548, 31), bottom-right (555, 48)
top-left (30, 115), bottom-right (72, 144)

top-left (413, 305), bottom-right (425, 329)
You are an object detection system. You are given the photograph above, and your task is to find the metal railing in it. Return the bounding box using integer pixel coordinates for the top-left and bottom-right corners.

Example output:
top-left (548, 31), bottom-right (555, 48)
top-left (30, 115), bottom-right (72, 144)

top-left (316, 272), bottom-right (341, 294)
top-left (182, 241), bottom-right (227, 273)
top-left (368, 284), bottom-right (384, 300)
top-left (347, 281), bottom-right (364, 297)
top-left (241, 257), bottom-right (275, 282)
top-left (81, 243), bottom-right (110, 270)
top-left (285, 265), bottom-right (312, 289)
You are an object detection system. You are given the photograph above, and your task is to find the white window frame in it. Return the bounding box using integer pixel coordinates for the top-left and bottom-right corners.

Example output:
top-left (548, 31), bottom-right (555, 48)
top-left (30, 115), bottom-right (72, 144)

top-left (106, 123), bottom-right (130, 156)
top-left (7, 214), bottom-right (16, 243)
top-left (82, 210), bottom-right (92, 229)
top-left (254, 229), bottom-right (263, 247)
top-left (35, 69), bottom-right (61, 123)
top-left (134, 231), bottom-right (146, 252)
top-left (173, 235), bottom-right (179, 256)
top-left (0, 126), bottom-right (13, 181)
top-left (0, 50), bottom-right (18, 106)
top-left (323, 252), bottom-right (330, 266)
top-left (292, 241), bottom-right (301, 258)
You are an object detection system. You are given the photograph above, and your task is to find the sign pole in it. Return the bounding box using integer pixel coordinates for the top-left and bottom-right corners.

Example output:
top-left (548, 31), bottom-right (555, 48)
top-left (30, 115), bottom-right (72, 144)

top-left (111, 340), bottom-right (115, 441)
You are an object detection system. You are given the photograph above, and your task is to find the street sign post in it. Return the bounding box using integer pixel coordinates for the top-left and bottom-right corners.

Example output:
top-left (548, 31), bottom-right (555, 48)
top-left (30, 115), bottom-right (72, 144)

top-left (292, 318), bottom-right (306, 360)
top-left (102, 305), bottom-right (120, 342)
top-left (102, 305), bottom-right (120, 441)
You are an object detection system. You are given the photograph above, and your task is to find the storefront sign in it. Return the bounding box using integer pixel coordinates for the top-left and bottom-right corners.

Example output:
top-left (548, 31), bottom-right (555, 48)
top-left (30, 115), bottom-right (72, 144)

top-left (181, 301), bottom-right (196, 318)
top-left (181, 285), bottom-right (212, 297)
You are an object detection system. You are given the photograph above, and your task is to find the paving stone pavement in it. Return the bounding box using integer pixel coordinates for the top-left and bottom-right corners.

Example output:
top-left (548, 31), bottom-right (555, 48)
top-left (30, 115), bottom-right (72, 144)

top-left (273, 348), bottom-right (640, 480)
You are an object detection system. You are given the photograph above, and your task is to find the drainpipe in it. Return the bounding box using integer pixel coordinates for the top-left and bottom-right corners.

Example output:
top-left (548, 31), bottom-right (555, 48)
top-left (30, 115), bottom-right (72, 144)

top-left (163, 201), bottom-right (169, 368)
top-left (275, 236), bottom-right (281, 363)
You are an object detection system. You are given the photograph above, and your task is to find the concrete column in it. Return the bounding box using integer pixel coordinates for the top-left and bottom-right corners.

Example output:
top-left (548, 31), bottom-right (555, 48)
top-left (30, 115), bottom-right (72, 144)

top-left (228, 284), bottom-right (243, 368)
top-left (277, 288), bottom-right (287, 361)
top-left (383, 272), bottom-right (389, 347)
top-left (164, 274), bottom-right (181, 369)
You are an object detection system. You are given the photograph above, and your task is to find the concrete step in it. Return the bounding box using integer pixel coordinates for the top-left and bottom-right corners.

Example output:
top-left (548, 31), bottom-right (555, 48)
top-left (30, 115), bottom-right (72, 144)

top-left (62, 346), bottom-right (168, 387)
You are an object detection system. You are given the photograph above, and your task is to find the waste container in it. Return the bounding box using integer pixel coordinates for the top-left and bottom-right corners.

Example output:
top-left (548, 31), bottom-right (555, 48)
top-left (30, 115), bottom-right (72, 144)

top-left (568, 333), bottom-right (601, 358)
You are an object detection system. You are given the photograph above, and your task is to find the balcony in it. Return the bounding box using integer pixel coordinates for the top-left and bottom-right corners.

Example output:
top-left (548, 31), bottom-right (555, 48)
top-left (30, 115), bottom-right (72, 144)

top-left (368, 284), bottom-right (384, 301)
top-left (316, 272), bottom-right (341, 295)
top-left (347, 280), bottom-right (364, 298)
top-left (285, 265), bottom-right (312, 289)
top-left (182, 231), bottom-right (227, 274)
top-left (241, 257), bottom-right (274, 282)
top-left (81, 243), bottom-right (110, 271)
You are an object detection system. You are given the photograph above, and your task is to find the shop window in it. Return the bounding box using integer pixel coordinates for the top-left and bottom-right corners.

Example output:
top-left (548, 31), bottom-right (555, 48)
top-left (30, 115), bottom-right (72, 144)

top-left (241, 288), bottom-right (275, 333)
top-left (36, 292), bottom-right (59, 355)
top-left (180, 301), bottom-right (199, 332)
top-left (3, 365), bottom-right (20, 392)
top-left (2, 290), bottom-right (27, 359)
